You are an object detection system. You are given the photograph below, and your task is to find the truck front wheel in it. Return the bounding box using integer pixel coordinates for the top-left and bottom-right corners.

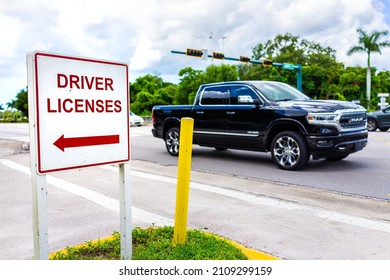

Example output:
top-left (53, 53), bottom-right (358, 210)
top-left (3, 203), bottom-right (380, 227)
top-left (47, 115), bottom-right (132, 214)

top-left (271, 131), bottom-right (310, 171)
top-left (165, 127), bottom-right (180, 156)
top-left (367, 119), bottom-right (378, 131)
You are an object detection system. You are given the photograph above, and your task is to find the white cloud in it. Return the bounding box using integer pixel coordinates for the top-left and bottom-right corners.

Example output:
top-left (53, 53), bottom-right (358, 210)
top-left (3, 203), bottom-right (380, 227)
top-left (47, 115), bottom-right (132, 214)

top-left (129, 36), bottom-right (162, 70)
top-left (0, 0), bottom-right (390, 105)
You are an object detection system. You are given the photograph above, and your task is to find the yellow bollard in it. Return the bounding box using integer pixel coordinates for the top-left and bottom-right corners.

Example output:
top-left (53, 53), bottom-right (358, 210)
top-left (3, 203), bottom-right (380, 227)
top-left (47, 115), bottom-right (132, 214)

top-left (173, 117), bottom-right (194, 245)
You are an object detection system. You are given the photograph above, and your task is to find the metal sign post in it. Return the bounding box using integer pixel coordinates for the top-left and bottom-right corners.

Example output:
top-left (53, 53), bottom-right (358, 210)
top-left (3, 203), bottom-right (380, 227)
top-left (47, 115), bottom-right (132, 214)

top-left (27, 53), bottom-right (49, 259)
top-left (30, 172), bottom-right (49, 259)
top-left (119, 163), bottom-right (132, 259)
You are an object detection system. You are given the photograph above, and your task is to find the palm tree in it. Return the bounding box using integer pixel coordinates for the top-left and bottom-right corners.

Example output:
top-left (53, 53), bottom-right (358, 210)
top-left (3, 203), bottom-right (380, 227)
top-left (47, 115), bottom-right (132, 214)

top-left (347, 28), bottom-right (390, 108)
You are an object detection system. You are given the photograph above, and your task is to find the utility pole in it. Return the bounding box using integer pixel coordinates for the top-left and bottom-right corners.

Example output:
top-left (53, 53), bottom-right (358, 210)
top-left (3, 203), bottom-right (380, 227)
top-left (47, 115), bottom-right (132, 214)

top-left (209, 32), bottom-right (213, 59)
top-left (221, 36), bottom-right (226, 53)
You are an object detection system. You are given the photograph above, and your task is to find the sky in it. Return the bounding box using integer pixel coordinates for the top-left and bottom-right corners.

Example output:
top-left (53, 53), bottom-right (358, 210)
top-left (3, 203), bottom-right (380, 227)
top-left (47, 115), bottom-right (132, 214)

top-left (1, 0), bottom-right (390, 107)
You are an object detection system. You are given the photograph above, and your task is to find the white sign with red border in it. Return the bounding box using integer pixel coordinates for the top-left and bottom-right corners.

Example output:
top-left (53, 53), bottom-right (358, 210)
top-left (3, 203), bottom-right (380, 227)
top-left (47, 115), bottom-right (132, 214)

top-left (29, 52), bottom-right (130, 174)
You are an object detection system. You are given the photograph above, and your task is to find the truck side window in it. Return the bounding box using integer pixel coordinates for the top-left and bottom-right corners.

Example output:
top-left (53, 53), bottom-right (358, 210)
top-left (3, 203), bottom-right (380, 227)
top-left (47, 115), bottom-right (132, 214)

top-left (200, 86), bottom-right (229, 105)
top-left (229, 86), bottom-right (260, 105)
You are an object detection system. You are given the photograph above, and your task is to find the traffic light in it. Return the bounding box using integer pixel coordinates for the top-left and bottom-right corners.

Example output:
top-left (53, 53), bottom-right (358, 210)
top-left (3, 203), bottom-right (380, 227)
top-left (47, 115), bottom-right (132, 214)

top-left (239, 56), bottom-right (250, 63)
top-left (263, 58), bottom-right (273, 66)
top-left (186, 48), bottom-right (203, 57)
top-left (212, 52), bottom-right (225, 60)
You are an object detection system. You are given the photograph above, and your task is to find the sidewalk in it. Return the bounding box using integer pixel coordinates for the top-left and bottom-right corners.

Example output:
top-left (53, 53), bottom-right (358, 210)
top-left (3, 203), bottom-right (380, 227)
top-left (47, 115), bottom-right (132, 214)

top-left (130, 159), bottom-right (390, 259)
top-left (1, 138), bottom-right (390, 260)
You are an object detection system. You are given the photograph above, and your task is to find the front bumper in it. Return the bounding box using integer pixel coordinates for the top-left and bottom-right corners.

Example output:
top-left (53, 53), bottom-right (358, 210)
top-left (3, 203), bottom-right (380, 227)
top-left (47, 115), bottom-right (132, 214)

top-left (306, 129), bottom-right (368, 159)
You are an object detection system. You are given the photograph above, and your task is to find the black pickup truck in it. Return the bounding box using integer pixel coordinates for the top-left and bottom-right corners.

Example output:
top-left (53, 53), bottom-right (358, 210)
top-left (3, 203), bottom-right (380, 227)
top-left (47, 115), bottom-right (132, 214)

top-left (151, 81), bottom-right (368, 170)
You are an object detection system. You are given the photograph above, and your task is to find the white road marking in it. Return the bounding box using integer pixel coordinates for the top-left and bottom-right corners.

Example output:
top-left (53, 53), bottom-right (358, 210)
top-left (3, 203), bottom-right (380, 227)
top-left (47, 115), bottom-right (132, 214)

top-left (2, 159), bottom-right (390, 234)
top-left (0, 159), bottom-right (173, 227)
top-left (102, 165), bottom-right (390, 234)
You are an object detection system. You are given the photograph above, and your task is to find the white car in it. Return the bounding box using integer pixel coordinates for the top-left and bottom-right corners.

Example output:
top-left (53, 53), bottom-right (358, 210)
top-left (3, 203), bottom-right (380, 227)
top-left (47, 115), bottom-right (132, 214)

top-left (129, 111), bottom-right (144, 126)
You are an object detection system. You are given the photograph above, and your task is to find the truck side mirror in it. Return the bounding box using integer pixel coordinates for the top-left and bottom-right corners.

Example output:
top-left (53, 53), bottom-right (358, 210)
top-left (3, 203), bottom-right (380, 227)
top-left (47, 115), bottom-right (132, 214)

top-left (254, 99), bottom-right (262, 107)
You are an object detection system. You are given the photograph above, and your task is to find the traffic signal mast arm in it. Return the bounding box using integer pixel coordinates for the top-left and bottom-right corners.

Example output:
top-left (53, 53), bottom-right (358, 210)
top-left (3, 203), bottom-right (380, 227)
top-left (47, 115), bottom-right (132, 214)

top-left (173, 50), bottom-right (263, 64)
top-left (172, 50), bottom-right (295, 66)
top-left (171, 50), bottom-right (302, 91)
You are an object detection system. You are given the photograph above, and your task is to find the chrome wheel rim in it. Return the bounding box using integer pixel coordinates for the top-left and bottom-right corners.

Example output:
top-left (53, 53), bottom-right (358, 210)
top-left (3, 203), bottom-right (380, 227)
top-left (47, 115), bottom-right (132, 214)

top-left (273, 136), bottom-right (300, 167)
top-left (166, 130), bottom-right (179, 155)
top-left (367, 120), bottom-right (376, 131)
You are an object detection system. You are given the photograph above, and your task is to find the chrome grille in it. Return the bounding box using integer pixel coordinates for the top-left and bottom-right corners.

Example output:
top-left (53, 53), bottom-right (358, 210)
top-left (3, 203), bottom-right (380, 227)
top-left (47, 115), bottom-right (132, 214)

top-left (339, 112), bottom-right (367, 129)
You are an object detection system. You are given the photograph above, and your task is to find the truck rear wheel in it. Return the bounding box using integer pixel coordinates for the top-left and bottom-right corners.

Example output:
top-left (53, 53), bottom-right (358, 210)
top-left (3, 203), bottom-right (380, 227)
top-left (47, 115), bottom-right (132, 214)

top-left (271, 131), bottom-right (310, 171)
top-left (165, 127), bottom-right (180, 156)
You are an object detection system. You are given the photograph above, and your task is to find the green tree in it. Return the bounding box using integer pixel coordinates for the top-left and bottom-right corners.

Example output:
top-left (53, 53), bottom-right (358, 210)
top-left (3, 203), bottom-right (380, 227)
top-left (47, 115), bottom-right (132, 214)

top-left (176, 67), bottom-right (205, 104)
top-left (338, 67), bottom-right (366, 102)
top-left (252, 33), bottom-right (337, 66)
top-left (375, 71), bottom-right (390, 93)
top-left (175, 64), bottom-right (239, 105)
top-left (127, 33), bottom-right (390, 112)
top-left (7, 88), bottom-right (28, 117)
top-left (204, 64), bottom-right (238, 83)
top-left (347, 28), bottom-right (390, 108)
top-left (155, 84), bottom-right (177, 105)
top-left (131, 91), bottom-right (156, 115)
top-left (130, 74), bottom-right (165, 103)
top-left (247, 33), bottom-right (341, 98)
top-left (130, 74), bottom-right (177, 115)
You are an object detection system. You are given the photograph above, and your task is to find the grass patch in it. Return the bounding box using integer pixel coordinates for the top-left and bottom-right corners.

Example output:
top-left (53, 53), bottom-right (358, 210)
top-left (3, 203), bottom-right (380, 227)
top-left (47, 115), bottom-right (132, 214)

top-left (50, 226), bottom-right (247, 260)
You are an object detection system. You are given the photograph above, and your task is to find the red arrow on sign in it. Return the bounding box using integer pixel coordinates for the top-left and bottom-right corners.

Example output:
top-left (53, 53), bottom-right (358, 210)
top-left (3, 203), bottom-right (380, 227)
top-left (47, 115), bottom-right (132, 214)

top-left (53, 134), bottom-right (120, 152)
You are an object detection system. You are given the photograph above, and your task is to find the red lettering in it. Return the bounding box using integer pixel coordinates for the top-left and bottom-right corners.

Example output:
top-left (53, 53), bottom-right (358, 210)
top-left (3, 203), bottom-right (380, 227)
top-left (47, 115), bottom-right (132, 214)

top-left (75, 99), bottom-right (84, 113)
top-left (56, 74), bottom-right (114, 91)
top-left (95, 77), bottom-right (104, 90)
top-left (58, 98), bottom-right (62, 112)
top-left (105, 78), bottom-right (114, 91)
top-left (47, 98), bottom-right (57, 112)
top-left (63, 99), bottom-right (73, 112)
top-left (85, 99), bottom-right (94, 112)
top-left (57, 74), bottom-right (67, 88)
top-left (69, 75), bottom-right (80, 89)
top-left (106, 100), bottom-right (113, 112)
top-left (114, 100), bottom-right (122, 112)
top-left (85, 76), bottom-right (95, 90)
top-left (45, 98), bottom-right (123, 113)
top-left (96, 99), bottom-right (105, 113)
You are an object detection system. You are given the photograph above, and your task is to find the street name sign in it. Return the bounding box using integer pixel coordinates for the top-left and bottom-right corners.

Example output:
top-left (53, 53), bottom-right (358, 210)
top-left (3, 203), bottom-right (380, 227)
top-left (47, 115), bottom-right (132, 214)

top-left (28, 52), bottom-right (130, 174)
top-left (282, 63), bottom-right (295, 70)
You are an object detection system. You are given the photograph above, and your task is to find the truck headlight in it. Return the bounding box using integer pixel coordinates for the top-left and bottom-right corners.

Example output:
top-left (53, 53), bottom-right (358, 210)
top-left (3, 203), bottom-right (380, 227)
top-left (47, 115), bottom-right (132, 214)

top-left (307, 113), bottom-right (338, 124)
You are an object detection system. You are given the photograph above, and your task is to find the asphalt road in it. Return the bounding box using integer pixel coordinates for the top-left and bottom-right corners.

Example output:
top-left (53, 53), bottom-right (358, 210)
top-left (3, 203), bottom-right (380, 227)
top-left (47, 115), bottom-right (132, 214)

top-left (1, 123), bottom-right (389, 200)
top-left (131, 125), bottom-right (390, 201)
top-left (1, 123), bottom-right (390, 261)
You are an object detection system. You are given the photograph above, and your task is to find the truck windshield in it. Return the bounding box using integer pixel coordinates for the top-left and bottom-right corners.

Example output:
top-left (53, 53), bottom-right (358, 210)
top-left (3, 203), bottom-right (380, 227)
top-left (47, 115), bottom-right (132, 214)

top-left (252, 81), bottom-right (309, 102)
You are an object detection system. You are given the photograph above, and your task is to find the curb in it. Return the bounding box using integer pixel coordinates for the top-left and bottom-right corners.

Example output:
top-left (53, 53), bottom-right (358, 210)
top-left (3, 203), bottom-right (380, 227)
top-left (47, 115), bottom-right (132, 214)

top-left (227, 240), bottom-right (279, 260)
top-left (208, 233), bottom-right (280, 260)
top-left (49, 231), bottom-right (280, 260)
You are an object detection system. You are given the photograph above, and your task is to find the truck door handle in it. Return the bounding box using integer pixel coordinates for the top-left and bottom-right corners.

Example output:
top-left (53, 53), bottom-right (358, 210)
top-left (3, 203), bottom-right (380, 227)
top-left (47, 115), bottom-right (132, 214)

top-left (195, 111), bottom-right (204, 114)
top-left (226, 111), bottom-right (236, 115)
